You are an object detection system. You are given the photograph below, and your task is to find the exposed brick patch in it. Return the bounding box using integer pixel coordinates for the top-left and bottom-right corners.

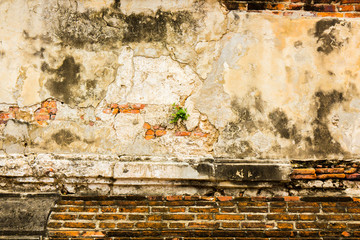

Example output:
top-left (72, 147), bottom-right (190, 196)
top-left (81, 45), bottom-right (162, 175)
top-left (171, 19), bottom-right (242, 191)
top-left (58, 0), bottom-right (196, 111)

top-left (47, 195), bottom-right (360, 239)
top-left (221, 0), bottom-right (360, 17)
top-left (103, 103), bottom-right (145, 115)
top-left (291, 162), bottom-right (360, 181)
top-left (0, 99), bottom-right (57, 125)
top-left (143, 122), bottom-right (167, 140)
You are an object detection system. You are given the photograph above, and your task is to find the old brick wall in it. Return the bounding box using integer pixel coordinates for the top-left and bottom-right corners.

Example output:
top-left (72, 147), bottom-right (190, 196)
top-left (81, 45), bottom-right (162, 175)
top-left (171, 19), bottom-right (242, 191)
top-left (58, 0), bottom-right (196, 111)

top-left (47, 195), bottom-right (360, 239)
top-left (222, 0), bottom-right (360, 17)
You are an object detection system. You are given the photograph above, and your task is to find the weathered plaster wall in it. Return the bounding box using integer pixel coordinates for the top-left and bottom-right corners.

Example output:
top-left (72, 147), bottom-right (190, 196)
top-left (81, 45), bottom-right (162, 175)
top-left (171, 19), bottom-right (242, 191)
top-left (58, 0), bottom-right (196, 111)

top-left (1, 0), bottom-right (360, 160)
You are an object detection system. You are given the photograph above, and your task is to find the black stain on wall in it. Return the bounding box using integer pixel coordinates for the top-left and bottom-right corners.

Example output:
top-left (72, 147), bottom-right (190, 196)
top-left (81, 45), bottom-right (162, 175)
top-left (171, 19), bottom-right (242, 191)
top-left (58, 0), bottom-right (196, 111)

top-left (55, 8), bottom-right (196, 48)
top-left (42, 56), bottom-right (81, 105)
top-left (314, 19), bottom-right (350, 54)
top-left (52, 129), bottom-right (80, 146)
top-left (312, 90), bottom-right (344, 155)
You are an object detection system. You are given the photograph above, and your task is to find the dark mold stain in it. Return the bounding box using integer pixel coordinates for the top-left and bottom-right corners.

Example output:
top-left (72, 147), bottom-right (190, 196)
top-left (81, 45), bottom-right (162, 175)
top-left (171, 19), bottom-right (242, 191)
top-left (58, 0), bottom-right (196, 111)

top-left (269, 109), bottom-right (301, 143)
top-left (294, 40), bottom-right (302, 48)
top-left (55, 7), bottom-right (196, 48)
top-left (314, 19), bottom-right (350, 54)
top-left (43, 56), bottom-right (81, 105)
top-left (312, 90), bottom-right (345, 155)
top-left (52, 129), bottom-right (80, 146)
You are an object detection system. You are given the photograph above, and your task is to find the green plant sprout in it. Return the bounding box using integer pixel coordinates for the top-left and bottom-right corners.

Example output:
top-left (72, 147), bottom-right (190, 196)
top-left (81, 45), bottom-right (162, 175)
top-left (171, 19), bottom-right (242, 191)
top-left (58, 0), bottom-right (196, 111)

top-left (170, 103), bottom-right (189, 124)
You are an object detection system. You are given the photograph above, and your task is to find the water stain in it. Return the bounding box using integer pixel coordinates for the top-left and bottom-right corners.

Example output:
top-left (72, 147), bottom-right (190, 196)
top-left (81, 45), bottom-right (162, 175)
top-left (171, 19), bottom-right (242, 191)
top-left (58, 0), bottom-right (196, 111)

top-left (314, 19), bottom-right (350, 54)
top-left (52, 129), bottom-right (80, 146)
top-left (312, 90), bottom-right (345, 155)
top-left (43, 56), bottom-right (81, 105)
top-left (55, 7), bottom-right (196, 48)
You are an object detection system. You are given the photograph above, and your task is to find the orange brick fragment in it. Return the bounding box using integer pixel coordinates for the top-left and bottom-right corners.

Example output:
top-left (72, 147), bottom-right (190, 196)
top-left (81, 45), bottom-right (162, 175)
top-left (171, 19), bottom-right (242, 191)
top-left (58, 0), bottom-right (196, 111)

top-left (82, 231), bottom-right (105, 237)
top-left (291, 174), bottom-right (316, 180)
top-left (316, 168), bottom-right (344, 174)
top-left (145, 135), bottom-right (155, 140)
top-left (338, 5), bottom-right (354, 11)
top-left (193, 132), bottom-right (208, 137)
top-left (317, 174), bottom-right (345, 179)
top-left (284, 196), bottom-right (300, 201)
top-left (345, 12), bottom-right (360, 17)
top-left (143, 122), bottom-right (151, 129)
top-left (317, 12), bottom-right (344, 17)
top-left (292, 169), bottom-right (315, 175)
top-left (175, 131), bottom-right (191, 136)
top-left (146, 129), bottom-right (155, 136)
top-left (217, 196), bottom-right (233, 201)
top-left (155, 130), bottom-right (166, 137)
top-left (131, 103), bottom-right (146, 109)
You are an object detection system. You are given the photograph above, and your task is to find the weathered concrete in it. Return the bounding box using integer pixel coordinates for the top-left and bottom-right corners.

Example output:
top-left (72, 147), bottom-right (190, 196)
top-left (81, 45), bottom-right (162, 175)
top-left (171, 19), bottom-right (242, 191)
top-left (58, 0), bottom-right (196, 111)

top-left (0, 193), bottom-right (59, 239)
top-left (0, 0), bottom-right (360, 160)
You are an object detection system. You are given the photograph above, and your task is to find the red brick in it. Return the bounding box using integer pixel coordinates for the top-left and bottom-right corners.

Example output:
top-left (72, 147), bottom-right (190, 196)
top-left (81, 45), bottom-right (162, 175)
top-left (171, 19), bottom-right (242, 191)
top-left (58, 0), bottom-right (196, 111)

top-left (49, 231), bottom-right (81, 237)
top-left (317, 174), bottom-right (345, 179)
top-left (317, 12), bottom-right (345, 17)
top-left (318, 214), bottom-right (351, 220)
top-left (163, 214), bottom-right (195, 220)
top-left (101, 207), bottom-right (117, 212)
top-left (166, 196), bottom-right (183, 201)
top-left (299, 214), bottom-right (316, 221)
top-left (50, 214), bottom-right (76, 220)
top-left (118, 207), bottom-right (148, 213)
top-left (215, 214), bottom-right (245, 220)
top-left (146, 129), bottom-right (155, 136)
top-left (288, 3), bottom-right (303, 10)
top-left (277, 223), bottom-right (293, 229)
top-left (99, 222), bottom-right (116, 228)
top-left (296, 222), bottom-right (327, 229)
top-left (284, 196), bottom-right (300, 201)
top-left (169, 207), bottom-right (185, 212)
top-left (217, 196), bottom-right (233, 201)
top-left (96, 214), bottom-right (126, 220)
top-left (242, 222), bottom-right (274, 228)
top-left (63, 222), bottom-right (96, 228)
top-left (189, 207), bottom-right (219, 213)
top-left (267, 214), bottom-right (297, 221)
top-left (57, 200), bottom-right (84, 205)
top-left (188, 222), bottom-right (219, 228)
top-left (82, 231), bottom-right (105, 237)
top-left (342, 0), bottom-right (360, 3)
top-left (118, 104), bottom-right (129, 109)
top-left (47, 222), bottom-right (62, 228)
top-left (148, 215), bottom-right (162, 221)
top-left (78, 214), bottom-right (94, 220)
top-left (145, 135), bottom-right (155, 140)
top-left (175, 131), bottom-right (191, 136)
top-left (193, 132), bottom-right (208, 137)
top-left (238, 202), bottom-right (267, 207)
top-left (136, 222), bottom-right (167, 228)
top-left (292, 169), bottom-right (315, 175)
top-left (222, 222), bottom-right (240, 228)
top-left (155, 130), bottom-right (166, 137)
top-left (68, 207), bottom-right (98, 212)
top-left (131, 104), bottom-right (146, 109)
top-left (117, 223), bottom-right (134, 229)
top-left (316, 168), bottom-right (344, 174)
top-left (169, 223), bottom-right (185, 228)
top-left (143, 122), bottom-right (151, 129)
top-left (328, 223), bottom-right (347, 229)
top-left (338, 5), bottom-right (355, 11)
top-left (345, 168), bottom-right (357, 174)
top-left (197, 214), bottom-right (213, 220)
top-left (291, 174), bottom-right (317, 180)
top-left (345, 12), bottom-right (360, 17)
top-left (129, 215), bottom-right (145, 220)
top-left (346, 173), bottom-right (360, 179)
top-left (247, 214), bottom-right (264, 220)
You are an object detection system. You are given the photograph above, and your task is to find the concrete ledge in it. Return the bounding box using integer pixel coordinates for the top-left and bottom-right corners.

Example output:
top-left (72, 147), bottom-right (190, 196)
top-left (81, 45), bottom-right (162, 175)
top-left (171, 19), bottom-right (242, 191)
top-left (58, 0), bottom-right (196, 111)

top-left (0, 154), bottom-right (291, 195)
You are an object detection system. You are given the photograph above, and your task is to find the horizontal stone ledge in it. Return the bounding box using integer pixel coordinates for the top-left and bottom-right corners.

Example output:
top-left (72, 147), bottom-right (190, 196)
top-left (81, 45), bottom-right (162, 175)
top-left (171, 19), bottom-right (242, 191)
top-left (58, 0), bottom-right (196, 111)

top-left (0, 155), bottom-right (291, 182)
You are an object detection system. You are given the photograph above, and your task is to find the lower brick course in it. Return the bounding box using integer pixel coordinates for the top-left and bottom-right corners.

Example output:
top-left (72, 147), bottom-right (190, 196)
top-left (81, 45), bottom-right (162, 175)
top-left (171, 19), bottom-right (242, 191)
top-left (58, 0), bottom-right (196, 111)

top-left (47, 195), bottom-right (360, 239)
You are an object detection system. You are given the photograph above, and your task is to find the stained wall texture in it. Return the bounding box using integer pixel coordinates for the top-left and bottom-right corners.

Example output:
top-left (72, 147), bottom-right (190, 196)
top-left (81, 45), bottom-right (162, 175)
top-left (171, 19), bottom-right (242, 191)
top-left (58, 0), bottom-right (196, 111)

top-left (1, 0), bottom-right (360, 160)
